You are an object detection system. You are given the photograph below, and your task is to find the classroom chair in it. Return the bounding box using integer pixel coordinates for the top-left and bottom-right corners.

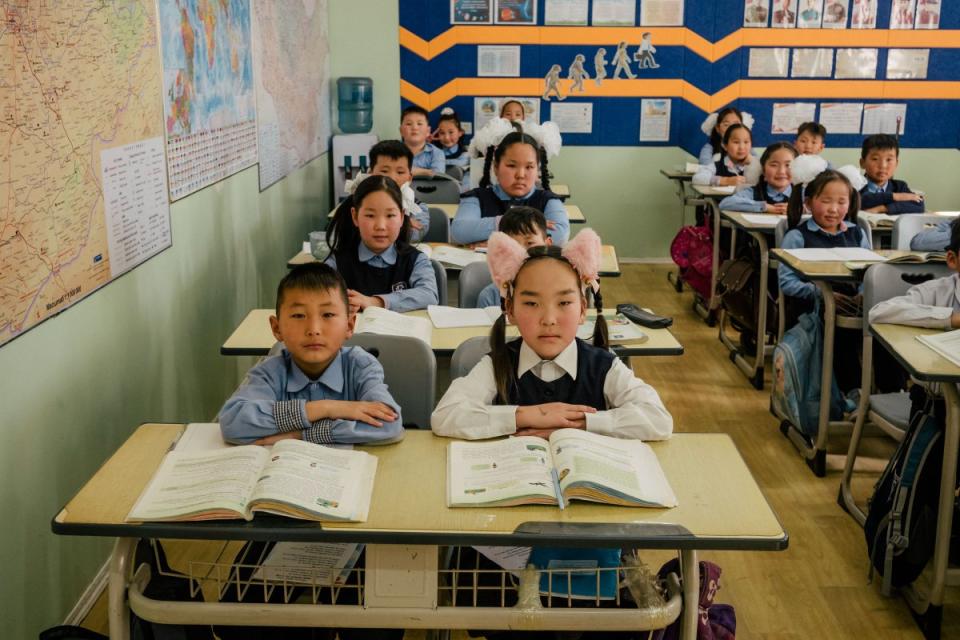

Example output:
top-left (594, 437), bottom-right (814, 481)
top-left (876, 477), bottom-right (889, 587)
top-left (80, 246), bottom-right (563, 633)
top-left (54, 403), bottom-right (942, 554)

top-left (839, 261), bottom-right (953, 526)
top-left (444, 165), bottom-right (464, 181)
top-left (431, 258), bottom-right (448, 305)
top-left (412, 175), bottom-right (461, 205)
top-left (892, 214), bottom-right (946, 250)
top-left (450, 336), bottom-right (490, 379)
top-left (347, 333), bottom-right (437, 429)
top-left (422, 207), bottom-right (451, 243)
top-left (458, 261), bottom-right (494, 308)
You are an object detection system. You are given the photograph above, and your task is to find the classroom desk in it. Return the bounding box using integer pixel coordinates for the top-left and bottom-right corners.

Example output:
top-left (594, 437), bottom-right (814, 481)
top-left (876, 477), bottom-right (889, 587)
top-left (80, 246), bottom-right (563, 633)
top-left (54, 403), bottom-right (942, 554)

top-left (685, 184), bottom-right (737, 326)
top-left (769, 249), bottom-right (914, 476)
top-left (221, 307), bottom-right (682, 358)
top-left (659, 169), bottom-right (695, 293)
top-left (552, 183), bottom-right (570, 198)
top-left (718, 211), bottom-right (784, 389)
top-left (52, 426), bottom-right (787, 639)
top-left (288, 243), bottom-right (621, 277)
top-left (327, 202), bottom-right (587, 223)
top-left (864, 324), bottom-right (960, 636)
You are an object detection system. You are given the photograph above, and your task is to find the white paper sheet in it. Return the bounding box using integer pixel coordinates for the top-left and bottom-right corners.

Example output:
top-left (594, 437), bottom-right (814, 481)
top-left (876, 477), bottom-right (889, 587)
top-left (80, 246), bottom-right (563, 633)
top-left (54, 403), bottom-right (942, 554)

top-left (889, 0), bottom-right (916, 29)
top-left (797, 0), bottom-right (824, 27)
top-left (886, 48), bottom-right (930, 80)
top-left (252, 542), bottom-right (361, 585)
top-left (427, 305), bottom-right (501, 328)
top-left (550, 102), bottom-right (593, 134)
top-left (431, 245), bottom-right (487, 267)
top-left (821, 0), bottom-right (850, 27)
top-left (917, 329), bottom-right (960, 368)
top-left (744, 0), bottom-right (771, 27)
top-left (176, 423), bottom-right (232, 453)
top-left (862, 103), bottom-right (907, 135)
top-left (478, 46), bottom-right (521, 77)
top-left (544, 0), bottom-right (588, 24)
top-left (834, 48), bottom-right (878, 79)
top-left (354, 306), bottom-right (433, 345)
top-left (915, 0), bottom-right (940, 28)
top-left (474, 546), bottom-right (532, 574)
top-left (639, 99), bottom-right (671, 142)
top-left (741, 214), bottom-right (787, 226)
top-left (791, 48), bottom-right (834, 77)
top-left (640, 0), bottom-right (684, 25)
top-left (771, 0), bottom-right (798, 27)
top-left (785, 247), bottom-right (885, 261)
top-left (591, 0), bottom-right (636, 25)
top-left (749, 48), bottom-right (789, 77)
top-left (819, 103), bottom-right (864, 134)
top-left (771, 102), bottom-right (817, 134)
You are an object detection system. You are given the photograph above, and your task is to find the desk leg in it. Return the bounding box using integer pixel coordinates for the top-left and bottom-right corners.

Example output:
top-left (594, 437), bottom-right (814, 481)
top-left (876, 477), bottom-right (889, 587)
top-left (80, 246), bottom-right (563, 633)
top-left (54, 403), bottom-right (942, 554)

top-left (929, 383), bottom-right (959, 611)
top-left (709, 200), bottom-right (722, 313)
top-left (680, 550), bottom-right (698, 640)
top-left (109, 537), bottom-right (136, 640)
top-left (667, 178), bottom-right (689, 294)
top-left (721, 231), bottom-right (768, 389)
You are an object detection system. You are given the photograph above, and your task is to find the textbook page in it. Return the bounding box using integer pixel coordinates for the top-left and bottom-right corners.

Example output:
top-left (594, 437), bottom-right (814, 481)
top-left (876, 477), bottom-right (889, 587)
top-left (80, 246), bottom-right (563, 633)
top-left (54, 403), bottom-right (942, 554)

top-left (431, 245), bottom-right (486, 267)
top-left (917, 330), bottom-right (960, 368)
top-left (784, 247), bottom-right (885, 262)
top-left (354, 306), bottom-right (433, 345)
top-left (428, 305), bottom-right (501, 328)
top-left (252, 542), bottom-right (361, 585)
top-left (447, 438), bottom-right (558, 507)
top-left (249, 439), bottom-right (378, 522)
top-left (474, 546), bottom-right (532, 575)
top-left (127, 446), bottom-right (268, 522)
top-left (549, 429), bottom-right (678, 508)
top-left (576, 313), bottom-right (648, 343)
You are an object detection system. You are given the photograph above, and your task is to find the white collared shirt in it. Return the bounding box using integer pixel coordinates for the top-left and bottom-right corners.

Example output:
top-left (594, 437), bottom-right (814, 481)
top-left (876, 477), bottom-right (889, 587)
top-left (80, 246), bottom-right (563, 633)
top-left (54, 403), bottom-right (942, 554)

top-left (868, 273), bottom-right (960, 329)
top-left (431, 339), bottom-right (673, 441)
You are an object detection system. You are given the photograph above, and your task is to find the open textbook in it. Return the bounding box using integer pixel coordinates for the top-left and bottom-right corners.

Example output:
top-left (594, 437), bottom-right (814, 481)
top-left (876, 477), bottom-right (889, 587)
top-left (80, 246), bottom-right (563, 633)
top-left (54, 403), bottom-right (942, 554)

top-left (447, 429), bottom-right (677, 509)
top-left (576, 313), bottom-right (648, 343)
top-left (354, 306), bottom-right (433, 345)
top-left (127, 438), bottom-right (378, 523)
top-left (916, 329), bottom-right (960, 368)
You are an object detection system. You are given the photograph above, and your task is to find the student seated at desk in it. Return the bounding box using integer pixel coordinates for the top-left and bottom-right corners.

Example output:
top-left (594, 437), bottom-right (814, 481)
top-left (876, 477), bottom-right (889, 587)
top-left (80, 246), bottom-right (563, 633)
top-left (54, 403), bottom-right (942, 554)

top-left (692, 123), bottom-right (755, 188)
top-left (719, 142), bottom-right (797, 213)
top-left (859, 134), bottom-right (925, 214)
top-left (325, 175), bottom-right (439, 313)
top-left (698, 106), bottom-right (754, 166)
top-left (475, 206), bottom-right (551, 308)
top-left (453, 121), bottom-right (569, 246)
top-left (794, 121), bottom-right (830, 167)
top-left (367, 139), bottom-right (431, 242)
top-left (870, 217), bottom-right (960, 328)
top-left (500, 98), bottom-right (526, 123)
top-left (910, 219), bottom-right (953, 252)
top-left (434, 106), bottom-right (472, 189)
top-left (401, 104), bottom-right (445, 177)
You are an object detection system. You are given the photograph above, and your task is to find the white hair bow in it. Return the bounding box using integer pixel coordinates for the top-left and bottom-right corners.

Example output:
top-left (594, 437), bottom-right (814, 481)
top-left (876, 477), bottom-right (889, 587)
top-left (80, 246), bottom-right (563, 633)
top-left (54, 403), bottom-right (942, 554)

top-left (467, 117), bottom-right (563, 158)
top-left (790, 154), bottom-right (829, 187)
top-left (835, 164), bottom-right (868, 191)
top-left (344, 172), bottom-right (419, 217)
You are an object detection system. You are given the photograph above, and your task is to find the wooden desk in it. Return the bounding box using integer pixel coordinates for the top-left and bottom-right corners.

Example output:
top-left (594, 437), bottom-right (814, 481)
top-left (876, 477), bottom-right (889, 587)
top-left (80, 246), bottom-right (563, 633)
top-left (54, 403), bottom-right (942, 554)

top-left (552, 183), bottom-right (570, 198)
top-left (660, 169), bottom-right (695, 293)
top-left (221, 308), bottom-right (683, 357)
top-left (866, 324), bottom-right (960, 635)
top-left (328, 202), bottom-right (586, 223)
top-left (53, 426), bottom-right (786, 638)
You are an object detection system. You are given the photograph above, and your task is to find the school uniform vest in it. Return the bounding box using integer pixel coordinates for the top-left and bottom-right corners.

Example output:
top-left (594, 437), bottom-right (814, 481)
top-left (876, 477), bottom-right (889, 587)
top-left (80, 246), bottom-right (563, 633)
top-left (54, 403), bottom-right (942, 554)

top-left (334, 247), bottom-right (420, 297)
top-left (714, 158), bottom-right (744, 178)
top-left (462, 187), bottom-right (561, 218)
top-left (753, 184), bottom-right (791, 204)
top-left (495, 338), bottom-right (614, 408)
top-left (796, 223), bottom-right (863, 249)
top-left (444, 144), bottom-right (467, 161)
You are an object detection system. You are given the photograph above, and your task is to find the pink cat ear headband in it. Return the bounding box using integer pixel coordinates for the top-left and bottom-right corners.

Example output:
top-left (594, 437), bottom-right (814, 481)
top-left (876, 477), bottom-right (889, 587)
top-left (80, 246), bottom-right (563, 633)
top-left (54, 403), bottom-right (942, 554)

top-left (487, 228), bottom-right (602, 298)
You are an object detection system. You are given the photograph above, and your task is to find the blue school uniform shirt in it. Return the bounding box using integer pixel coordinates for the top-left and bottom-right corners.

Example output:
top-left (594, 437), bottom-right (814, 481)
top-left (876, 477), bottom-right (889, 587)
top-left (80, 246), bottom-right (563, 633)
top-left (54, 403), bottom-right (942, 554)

top-left (475, 282), bottom-right (501, 309)
top-left (778, 218), bottom-right (871, 300)
top-left (411, 142), bottom-right (446, 174)
top-left (698, 142), bottom-right (715, 166)
top-left (719, 184), bottom-right (792, 212)
top-left (911, 220), bottom-right (952, 252)
top-left (443, 143), bottom-right (471, 190)
top-left (219, 347), bottom-right (405, 445)
top-left (452, 183), bottom-right (570, 246)
top-left (409, 200), bottom-right (431, 243)
top-left (325, 243), bottom-right (439, 312)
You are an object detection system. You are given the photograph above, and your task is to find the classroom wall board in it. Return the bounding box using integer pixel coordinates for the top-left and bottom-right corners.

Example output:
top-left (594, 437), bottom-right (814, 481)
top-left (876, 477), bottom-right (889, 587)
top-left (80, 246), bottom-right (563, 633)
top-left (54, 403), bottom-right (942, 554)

top-left (400, 0), bottom-right (960, 153)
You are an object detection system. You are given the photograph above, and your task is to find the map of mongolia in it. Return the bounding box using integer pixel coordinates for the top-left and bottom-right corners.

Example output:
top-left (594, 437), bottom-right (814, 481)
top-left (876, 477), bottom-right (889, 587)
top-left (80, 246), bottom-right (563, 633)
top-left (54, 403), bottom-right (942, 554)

top-left (0, 1), bottom-right (170, 347)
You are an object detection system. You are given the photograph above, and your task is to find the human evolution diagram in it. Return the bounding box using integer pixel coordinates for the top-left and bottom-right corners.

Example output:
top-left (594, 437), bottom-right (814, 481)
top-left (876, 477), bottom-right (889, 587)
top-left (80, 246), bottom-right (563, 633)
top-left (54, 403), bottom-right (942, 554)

top-left (543, 35), bottom-right (661, 101)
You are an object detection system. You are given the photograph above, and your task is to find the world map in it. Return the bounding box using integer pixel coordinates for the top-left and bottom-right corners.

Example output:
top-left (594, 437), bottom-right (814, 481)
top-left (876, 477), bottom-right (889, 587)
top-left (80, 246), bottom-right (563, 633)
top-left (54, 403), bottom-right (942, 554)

top-left (0, 1), bottom-right (169, 347)
top-left (252, 0), bottom-right (331, 190)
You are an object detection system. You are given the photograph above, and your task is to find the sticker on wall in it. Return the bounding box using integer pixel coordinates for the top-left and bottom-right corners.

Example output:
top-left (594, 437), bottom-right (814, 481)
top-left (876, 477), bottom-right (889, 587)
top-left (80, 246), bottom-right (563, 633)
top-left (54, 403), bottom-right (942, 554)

top-left (748, 48), bottom-right (789, 77)
top-left (495, 0), bottom-right (536, 24)
top-left (478, 46), bottom-right (521, 77)
top-left (771, 102), bottom-right (817, 134)
top-left (889, 0), bottom-right (916, 29)
top-left (551, 102), bottom-right (593, 133)
top-left (612, 41), bottom-right (636, 79)
top-left (850, 0), bottom-right (877, 28)
top-left (592, 0), bottom-right (636, 25)
top-left (915, 0), bottom-right (940, 28)
top-left (640, 0), bottom-right (684, 26)
top-left (771, 0), bottom-right (798, 27)
top-left (744, 0), bottom-right (770, 27)
top-left (543, 66), bottom-right (565, 101)
top-left (633, 33), bottom-right (660, 69)
top-left (862, 103), bottom-right (907, 134)
top-left (568, 54), bottom-right (590, 92)
top-left (834, 48), bottom-right (878, 79)
top-left (640, 99), bottom-right (672, 142)
top-left (797, 0), bottom-right (824, 27)
top-left (886, 48), bottom-right (930, 79)
top-left (821, 0), bottom-right (849, 27)
top-left (544, 0), bottom-right (589, 25)
top-left (451, 0), bottom-right (493, 24)
top-left (819, 102), bottom-right (864, 133)
top-left (594, 48), bottom-right (608, 86)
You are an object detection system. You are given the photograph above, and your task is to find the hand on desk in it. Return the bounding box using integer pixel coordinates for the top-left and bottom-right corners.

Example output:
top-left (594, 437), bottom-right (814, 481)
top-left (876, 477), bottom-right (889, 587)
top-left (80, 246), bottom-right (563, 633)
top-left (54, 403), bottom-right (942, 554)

top-left (893, 192), bottom-right (924, 203)
top-left (718, 176), bottom-right (746, 187)
top-left (348, 290), bottom-right (385, 314)
top-left (307, 399), bottom-right (398, 427)
top-left (766, 202), bottom-right (788, 215)
top-left (515, 403), bottom-right (596, 437)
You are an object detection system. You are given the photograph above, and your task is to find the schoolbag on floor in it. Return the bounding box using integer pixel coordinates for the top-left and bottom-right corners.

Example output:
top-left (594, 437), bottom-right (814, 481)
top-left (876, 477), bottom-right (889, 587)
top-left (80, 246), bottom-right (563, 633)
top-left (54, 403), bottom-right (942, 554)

top-left (652, 558), bottom-right (735, 640)
top-left (864, 386), bottom-right (960, 595)
top-left (716, 246), bottom-right (778, 338)
top-left (670, 224), bottom-right (713, 304)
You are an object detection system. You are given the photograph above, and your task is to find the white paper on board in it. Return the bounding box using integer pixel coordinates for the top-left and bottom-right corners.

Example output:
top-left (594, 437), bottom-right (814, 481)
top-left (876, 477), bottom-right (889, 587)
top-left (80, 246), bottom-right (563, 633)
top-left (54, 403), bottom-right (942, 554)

top-left (791, 48), bottom-right (834, 77)
top-left (592, 0), bottom-right (636, 25)
top-left (886, 48), bottom-right (930, 79)
top-left (862, 103), bottom-right (907, 135)
top-left (551, 102), bottom-right (593, 134)
top-left (850, 0), bottom-right (877, 28)
top-left (544, 0), bottom-right (589, 24)
top-left (748, 48), bottom-right (789, 77)
top-left (640, 0), bottom-right (684, 25)
top-left (819, 103), bottom-right (864, 134)
top-left (744, 0), bottom-right (771, 27)
top-left (640, 99), bottom-right (671, 142)
top-left (889, 0), bottom-right (916, 29)
top-left (478, 46), bottom-right (521, 77)
top-left (771, 103), bottom-right (817, 134)
top-left (821, 0), bottom-right (850, 27)
top-left (915, 0), bottom-right (941, 28)
top-left (797, 0), bottom-right (824, 27)
top-left (834, 48), bottom-right (878, 79)
top-left (771, 0), bottom-right (798, 27)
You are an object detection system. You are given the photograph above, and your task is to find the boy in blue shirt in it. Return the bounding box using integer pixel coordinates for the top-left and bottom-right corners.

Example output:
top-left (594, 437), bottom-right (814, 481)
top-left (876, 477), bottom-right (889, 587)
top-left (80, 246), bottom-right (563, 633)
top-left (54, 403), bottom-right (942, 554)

top-left (220, 263), bottom-right (404, 446)
top-left (475, 206), bottom-right (551, 308)
top-left (859, 134), bottom-right (925, 214)
top-left (368, 139), bottom-right (431, 242)
top-left (400, 105), bottom-right (445, 176)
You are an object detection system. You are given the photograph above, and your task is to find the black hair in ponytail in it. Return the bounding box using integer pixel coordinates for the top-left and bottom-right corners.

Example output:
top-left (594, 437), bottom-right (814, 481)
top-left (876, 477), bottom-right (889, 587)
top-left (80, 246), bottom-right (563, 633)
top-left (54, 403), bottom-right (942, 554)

top-left (753, 142), bottom-right (797, 201)
top-left (479, 129), bottom-right (545, 191)
top-left (787, 169), bottom-right (861, 231)
top-left (710, 106), bottom-right (744, 154)
top-left (326, 175), bottom-right (411, 255)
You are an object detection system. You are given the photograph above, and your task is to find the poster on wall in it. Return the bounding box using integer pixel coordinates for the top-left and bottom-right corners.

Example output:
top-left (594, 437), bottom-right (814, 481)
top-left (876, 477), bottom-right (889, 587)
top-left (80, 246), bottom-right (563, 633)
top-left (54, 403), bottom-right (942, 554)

top-left (890, 0), bottom-right (916, 29)
top-left (478, 46), bottom-right (521, 76)
top-left (886, 48), bottom-right (930, 79)
top-left (821, 0), bottom-right (849, 27)
top-left (850, 0), bottom-right (877, 27)
top-left (834, 48), bottom-right (878, 78)
top-left (749, 48), bottom-right (789, 77)
top-left (862, 103), bottom-right (907, 134)
top-left (592, 0), bottom-right (636, 25)
top-left (915, 0), bottom-right (940, 28)
top-left (452, 0), bottom-right (493, 23)
top-left (495, 0), bottom-right (537, 24)
top-left (640, 0), bottom-right (684, 26)
top-left (744, 0), bottom-right (770, 27)
top-left (791, 48), bottom-right (834, 77)
top-left (639, 99), bottom-right (672, 142)
top-left (771, 102), bottom-right (817, 133)
top-left (819, 102), bottom-right (864, 133)
top-left (474, 96), bottom-right (540, 131)
top-left (797, 0), bottom-right (824, 27)
top-left (551, 102), bottom-right (593, 133)
top-left (771, 0), bottom-right (798, 27)
top-left (545, 0), bottom-right (589, 25)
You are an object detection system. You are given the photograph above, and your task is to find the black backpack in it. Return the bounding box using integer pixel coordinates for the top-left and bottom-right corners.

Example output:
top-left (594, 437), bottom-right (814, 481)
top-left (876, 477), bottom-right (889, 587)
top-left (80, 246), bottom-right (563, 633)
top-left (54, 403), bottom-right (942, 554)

top-left (864, 386), bottom-right (960, 595)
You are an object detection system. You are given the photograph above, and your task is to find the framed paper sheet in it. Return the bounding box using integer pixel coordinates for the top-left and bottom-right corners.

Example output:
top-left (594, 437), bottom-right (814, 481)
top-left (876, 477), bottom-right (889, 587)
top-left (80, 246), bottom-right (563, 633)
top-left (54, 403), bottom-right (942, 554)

top-left (749, 48), bottom-right (789, 77)
top-left (744, 0), bottom-right (771, 27)
top-left (834, 48), bottom-right (878, 79)
top-left (452, 0), bottom-right (493, 23)
top-left (791, 48), bottom-right (834, 77)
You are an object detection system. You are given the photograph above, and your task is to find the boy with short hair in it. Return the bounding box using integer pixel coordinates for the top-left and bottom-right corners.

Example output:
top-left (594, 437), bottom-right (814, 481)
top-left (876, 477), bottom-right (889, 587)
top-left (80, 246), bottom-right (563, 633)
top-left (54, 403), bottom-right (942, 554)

top-left (475, 206), bottom-right (551, 308)
top-left (869, 217), bottom-right (960, 328)
top-left (219, 263), bottom-right (404, 446)
top-left (859, 134), bottom-right (925, 214)
top-left (368, 139), bottom-right (431, 241)
top-left (400, 105), bottom-right (445, 177)
top-left (795, 121), bottom-right (827, 156)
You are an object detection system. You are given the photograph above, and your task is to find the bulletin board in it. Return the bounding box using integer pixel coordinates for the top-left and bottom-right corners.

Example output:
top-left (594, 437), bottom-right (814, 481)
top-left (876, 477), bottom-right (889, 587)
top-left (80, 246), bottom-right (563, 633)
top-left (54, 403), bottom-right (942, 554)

top-left (399, 0), bottom-right (960, 156)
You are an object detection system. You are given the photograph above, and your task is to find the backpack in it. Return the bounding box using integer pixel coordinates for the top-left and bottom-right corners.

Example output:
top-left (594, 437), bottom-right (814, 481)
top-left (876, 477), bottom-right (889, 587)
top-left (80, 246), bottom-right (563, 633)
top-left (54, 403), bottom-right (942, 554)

top-left (652, 558), bottom-right (735, 640)
top-left (715, 244), bottom-right (778, 337)
top-left (864, 386), bottom-right (960, 595)
top-left (770, 306), bottom-right (850, 439)
top-left (670, 223), bottom-right (713, 304)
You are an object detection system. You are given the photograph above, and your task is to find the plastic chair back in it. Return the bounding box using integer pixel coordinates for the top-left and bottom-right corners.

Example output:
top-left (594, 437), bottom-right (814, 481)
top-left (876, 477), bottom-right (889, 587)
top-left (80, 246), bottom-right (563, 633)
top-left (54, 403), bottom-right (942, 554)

top-left (412, 176), bottom-right (461, 204)
top-left (892, 214), bottom-right (946, 250)
top-left (862, 262), bottom-right (953, 336)
top-left (459, 261), bottom-right (494, 308)
top-left (422, 207), bottom-right (450, 243)
top-left (430, 259), bottom-right (448, 306)
top-left (346, 334), bottom-right (436, 429)
top-left (450, 336), bottom-right (491, 379)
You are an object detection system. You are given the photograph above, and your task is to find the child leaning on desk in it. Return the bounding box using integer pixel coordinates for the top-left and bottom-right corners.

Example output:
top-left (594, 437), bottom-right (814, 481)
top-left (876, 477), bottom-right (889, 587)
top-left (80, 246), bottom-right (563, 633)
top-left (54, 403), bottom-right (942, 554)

top-left (325, 174), bottom-right (439, 313)
top-left (697, 107), bottom-right (753, 166)
top-left (692, 122), bottom-right (755, 188)
top-left (367, 139), bottom-right (431, 241)
top-left (859, 134), bottom-right (925, 215)
top-left (719, 141), bottom-right (797, 213)
top-left (401, 104), bottom-right (445, 177)
top-left (431, 229), bottom-right (672, 639)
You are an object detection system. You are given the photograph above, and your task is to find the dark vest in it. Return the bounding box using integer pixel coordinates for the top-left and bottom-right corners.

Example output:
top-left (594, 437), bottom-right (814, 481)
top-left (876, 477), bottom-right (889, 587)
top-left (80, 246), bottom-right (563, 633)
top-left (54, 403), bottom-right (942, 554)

top-left (796, 222), bottom-right (863, 249)
top-left (714, 158), bottom-right (744, 178)
top-left (753, 183), bottom-right (791, 204)
top-left (495, 338), bottom-right (614, 408)
top-left (334, 247), bottom-right (420, 297)
top-left (462, 187), bottom-right (562, 218)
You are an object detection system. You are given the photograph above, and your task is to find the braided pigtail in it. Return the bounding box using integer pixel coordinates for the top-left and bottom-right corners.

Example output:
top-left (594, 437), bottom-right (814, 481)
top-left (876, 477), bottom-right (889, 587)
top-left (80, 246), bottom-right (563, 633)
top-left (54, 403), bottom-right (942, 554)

top-left (489, 312), bottom-right (515, 404)
top-left (479, 146), bottom-right (496, 188)
top-left (538, 146), bottom-right (551, 191)
top-left (786, 186), bottom-right (806, 231)
top-left (591, 289), bottom-right (609, 350)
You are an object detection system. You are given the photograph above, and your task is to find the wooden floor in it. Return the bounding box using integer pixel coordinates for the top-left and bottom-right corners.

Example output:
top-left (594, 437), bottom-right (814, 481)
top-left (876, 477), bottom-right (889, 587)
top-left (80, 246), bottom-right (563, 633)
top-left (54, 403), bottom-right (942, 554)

top-left (81, 264), bottom-right (958, 638)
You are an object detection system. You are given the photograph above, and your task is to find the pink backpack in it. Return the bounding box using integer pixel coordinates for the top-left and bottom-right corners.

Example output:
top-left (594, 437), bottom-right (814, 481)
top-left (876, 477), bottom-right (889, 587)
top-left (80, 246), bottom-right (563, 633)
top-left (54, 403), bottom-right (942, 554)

top-left (670, 224), bottom-right (713, 303)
